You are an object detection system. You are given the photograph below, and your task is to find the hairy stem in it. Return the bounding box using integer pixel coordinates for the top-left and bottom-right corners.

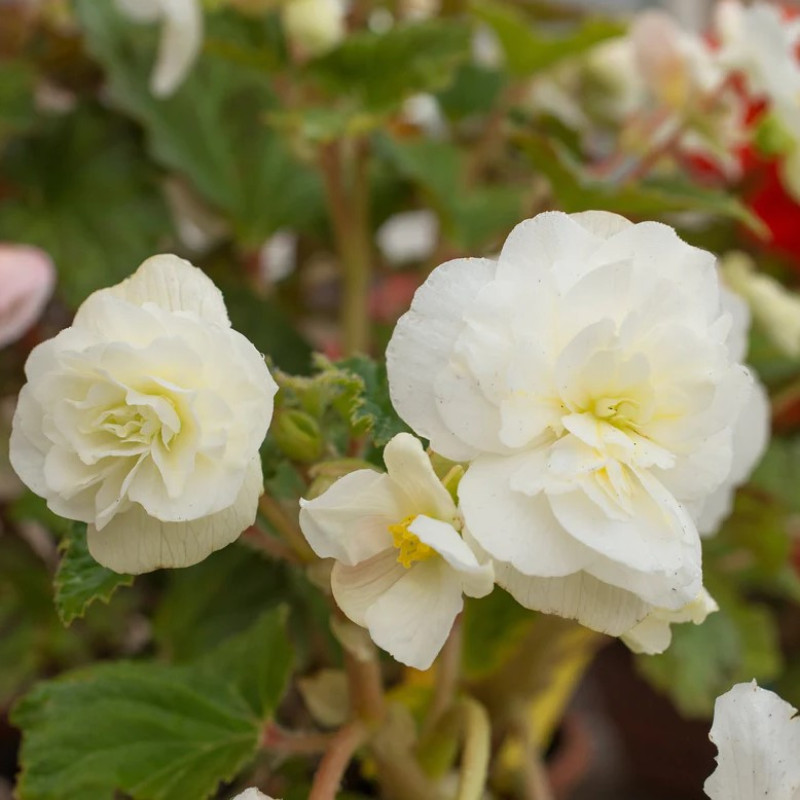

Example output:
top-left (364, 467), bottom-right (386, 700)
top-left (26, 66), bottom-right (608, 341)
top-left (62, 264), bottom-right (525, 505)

top-left (425, 615), bottom-right (463, 734)
top-left (456, 698), bottom-right (491, 800)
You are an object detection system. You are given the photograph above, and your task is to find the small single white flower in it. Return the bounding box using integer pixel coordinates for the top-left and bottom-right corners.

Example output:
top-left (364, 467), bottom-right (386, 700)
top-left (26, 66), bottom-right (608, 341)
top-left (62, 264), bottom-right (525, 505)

top-left (705, 681), bottom-right (800, 800)
top-left (116, 0), bottom-right (203, 97)
top-left (10, 254), bottom-right (277, 574)
top-left (387, 211), bottom-right (760, 635)
top-left (298, 433), bottom-right (494, 670)
top-left (282, 0), bottom-right (346, 58)
top-left (622, 588), bottom-right (718, 655)
top-left (714, 0), bottom-right (800, 106)
top-left (376, 210), bottom-right (439, 266)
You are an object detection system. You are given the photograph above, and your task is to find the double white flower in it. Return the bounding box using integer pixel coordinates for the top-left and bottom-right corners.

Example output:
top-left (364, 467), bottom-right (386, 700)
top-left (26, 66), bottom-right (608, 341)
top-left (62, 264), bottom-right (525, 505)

top-left (10, 255), bottom-right (277, 574)
top-left (387, 211), bottom-right (766, 637)
top-left (299, 433), bottom-right (493, 670)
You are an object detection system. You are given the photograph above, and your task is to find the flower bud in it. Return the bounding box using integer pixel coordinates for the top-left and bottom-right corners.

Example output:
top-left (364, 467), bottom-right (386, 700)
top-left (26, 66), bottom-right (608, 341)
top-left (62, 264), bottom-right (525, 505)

top-left (272, 409), bottom-right (324, 462)
top-left (282, 0), bottom-right (345, 58)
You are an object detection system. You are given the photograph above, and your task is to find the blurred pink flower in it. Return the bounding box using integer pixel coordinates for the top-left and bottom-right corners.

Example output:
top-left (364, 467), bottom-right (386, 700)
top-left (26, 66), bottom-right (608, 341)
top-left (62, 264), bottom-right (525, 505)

top-left (0, 244), bottom-right (55, 348)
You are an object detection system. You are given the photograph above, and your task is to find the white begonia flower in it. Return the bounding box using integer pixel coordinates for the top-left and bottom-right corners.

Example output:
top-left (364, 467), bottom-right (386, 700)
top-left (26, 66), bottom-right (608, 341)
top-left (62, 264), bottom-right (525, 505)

top-left (282, 0), bottom-right (346, 58)
top-left (714, 0), bottom-right (800, 106)
top-left (9, 255), bottom-right (277, 574)
top-left (377, 210), bottom-right (439, 267)
top-left (387, 211), bottom-right (761, 636)
top-left (705, 681), bottom-right (800, 800)
top-left (298, 433), bottom-right (494, 670)
top-left (621, 588), bottom-right (718, 655)
top-left (116, 0), bottom-right (203, 97)
top-left (584, 38), bottom-right (647, 121)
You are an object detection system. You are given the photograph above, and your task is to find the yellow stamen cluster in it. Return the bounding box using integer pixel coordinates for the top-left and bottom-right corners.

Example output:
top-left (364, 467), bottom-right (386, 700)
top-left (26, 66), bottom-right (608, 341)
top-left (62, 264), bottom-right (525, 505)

top-left (388, 515), bottom-right (434, 569)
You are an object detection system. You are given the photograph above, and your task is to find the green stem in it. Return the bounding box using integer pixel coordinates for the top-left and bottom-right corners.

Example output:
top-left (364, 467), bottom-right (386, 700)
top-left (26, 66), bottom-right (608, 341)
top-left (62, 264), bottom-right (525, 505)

top-left (257, 494), bottom-right (315, 562)
top-left (320, 138), bottom-right (372, 356)
top-left (344, 646), bottom-right (386, 724)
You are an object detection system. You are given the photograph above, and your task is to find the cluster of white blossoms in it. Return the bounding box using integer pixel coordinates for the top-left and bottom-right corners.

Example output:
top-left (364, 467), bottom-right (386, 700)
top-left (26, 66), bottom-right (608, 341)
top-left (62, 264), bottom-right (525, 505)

top-left (298, 210), bottom-right (769, 667)
top-left (9, 255), bottom-right (277, 574)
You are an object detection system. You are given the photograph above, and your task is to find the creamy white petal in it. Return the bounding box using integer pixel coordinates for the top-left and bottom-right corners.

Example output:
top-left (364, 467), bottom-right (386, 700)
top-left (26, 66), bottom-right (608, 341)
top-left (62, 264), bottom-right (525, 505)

top-left (87, 454), bottom-right (262, 574)
top-left (364, 558), bottom-right (465, 670)
top-left (150, 0), bottom-right (203, 97)
top-left (705, 681), bottom-right (800, 800)
top-left (386, 257), bottom-right (496, 461)
top-left (299, 469), bottom-right (402, 566)
top-left (382, 433), bottom-right (457, 523)
top-left (459, 453), bottom-right (595, 577)
top-left (408, 515), bottom-right (494, 598)
top-left (496, 561), bottom-right (651, 636)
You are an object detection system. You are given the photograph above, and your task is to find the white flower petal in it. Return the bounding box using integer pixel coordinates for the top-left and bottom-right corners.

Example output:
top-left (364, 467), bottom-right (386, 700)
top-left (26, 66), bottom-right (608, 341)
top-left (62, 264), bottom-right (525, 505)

top-left (151, 0), bottom-right (203, 97)
top-left (387, 257), bottom-right (496, 461)
top-left (496, 561), bottom-right (651, 636)
top-left (230, 790), bottom-right (277, 800)
top-left (408, 515), bottom-right (494, 598)
top-left (459, 453), bottom-right (595, 577)
top-left (364, 558), bottom-right (464, 670)
top-left (705, 681), bottom-right (800, 800)
top-left (87, 455), bottom-right (262, 574)
top-left (299, 469), bottom-right (402, 566)
top-left (382, 433), bottom-right (457, 523)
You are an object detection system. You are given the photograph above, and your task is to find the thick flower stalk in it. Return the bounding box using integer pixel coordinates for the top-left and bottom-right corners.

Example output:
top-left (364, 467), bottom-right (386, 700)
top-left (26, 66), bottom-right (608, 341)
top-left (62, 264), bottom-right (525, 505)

top-left (10, 254), bottom-right (277, 574)
top-left (705, 681), bottom-right (800, 799)
top-left (387, 210), bottom-right (765, 636)
top-left (299, 433), bottom-right (494, 670)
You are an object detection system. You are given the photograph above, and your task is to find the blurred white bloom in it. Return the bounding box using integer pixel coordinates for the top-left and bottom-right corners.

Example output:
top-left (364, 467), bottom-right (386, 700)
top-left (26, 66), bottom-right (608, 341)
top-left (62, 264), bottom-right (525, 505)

top-left (400, 0), bottom-right (439, 21)
top-left (10, 255), bottom-right (277, 574)
top-left (163, 177), bottom-right (228, 255)
top-left (231, 790), bottom-right (278, 800)
top-left (715, 0), bottom-right (800, 105)
top-left (0, 244), bottom-right (55, 349)
top-left (584, 38), bottom-right (647, 121)
top-left (259, 230), bottom-right (298, 285)
top-left (298, 669), bottom-right (350, 727)
top-left (472, 25), bottom-right (502, 70)
top-left (402, 93), bottom-right (447, 139)
top-left (388, 211), bottom-right (760, 635)
top-left (722, 251), bottom-right (800, 359)
top-left (377, 210), bottom-right (439, 266)
top-left (705, 682), bottom-right (800, 800)
top-left (116, 0), bottom-right (203, 97)
top-left (282, 0), bottom-right (345, 57)
top-left (299, 433), bottom-right (493, 669)
top-left (622, 588), bottom-right (718, 655)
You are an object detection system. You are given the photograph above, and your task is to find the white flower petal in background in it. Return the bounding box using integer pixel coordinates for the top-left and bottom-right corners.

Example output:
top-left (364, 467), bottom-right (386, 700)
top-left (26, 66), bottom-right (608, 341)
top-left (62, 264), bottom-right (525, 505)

top-left (282, 0), bottom-right (346, 58)
top-left (376, 209), bottom-right (439, 267)
top-left (10, 254), bottom-right (277, 574)
top-left (705, 681), bottom-right (800, 800)
top-left (622, 588), bottom-right (718, 655)
top-left (230, 789), bottom-right (278, 800)
top-left (388, 210), bottom-right (759, 634)
top-left (401, 94), bottom-right (448, 139)
top-left (259, 230), bottom-right (298, 285)
top-left (116, 0), bottom-right (203, 97)
top-left (299, 433), bottom-right (493, 669)
top-left (0, 244), bottom-right (55, 349)
top-left (163, 177), bottom-right (229, 255)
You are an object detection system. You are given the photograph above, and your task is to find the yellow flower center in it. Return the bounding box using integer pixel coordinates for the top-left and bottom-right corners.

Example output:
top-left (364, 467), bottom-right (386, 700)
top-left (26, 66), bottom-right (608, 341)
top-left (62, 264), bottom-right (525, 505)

top-left (388, 515), bottom-right (434, 569)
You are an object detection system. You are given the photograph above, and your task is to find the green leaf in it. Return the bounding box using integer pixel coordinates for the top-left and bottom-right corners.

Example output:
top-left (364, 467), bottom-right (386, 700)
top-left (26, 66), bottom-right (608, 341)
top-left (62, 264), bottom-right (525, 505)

top-left (518, 135), bottom-right (766, 233)
top-left (309, 20), bottom-right (471, 111)
top-left (54, 522), bottom-right (134, 627)
top-left (152, 543), bottom-right (293, 662)
top-left (636, 579), bottom-right (782, 717)
top-left (437, 63), bottom-right (506, 120)
top-left (335, 355), bottom-right (411, 447)
top-left (751, 436), bottom-right (800, 514)
top-left (13, 609), bottom-right (293, 800)
top-left (0, 105), bottom-right (172, 307)
top-left (75, 0), bottom-right (324, 244)
top-left (0, 60), bottom-right (36, 139)
top-left (470, 0), bottom-right (624, 76)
